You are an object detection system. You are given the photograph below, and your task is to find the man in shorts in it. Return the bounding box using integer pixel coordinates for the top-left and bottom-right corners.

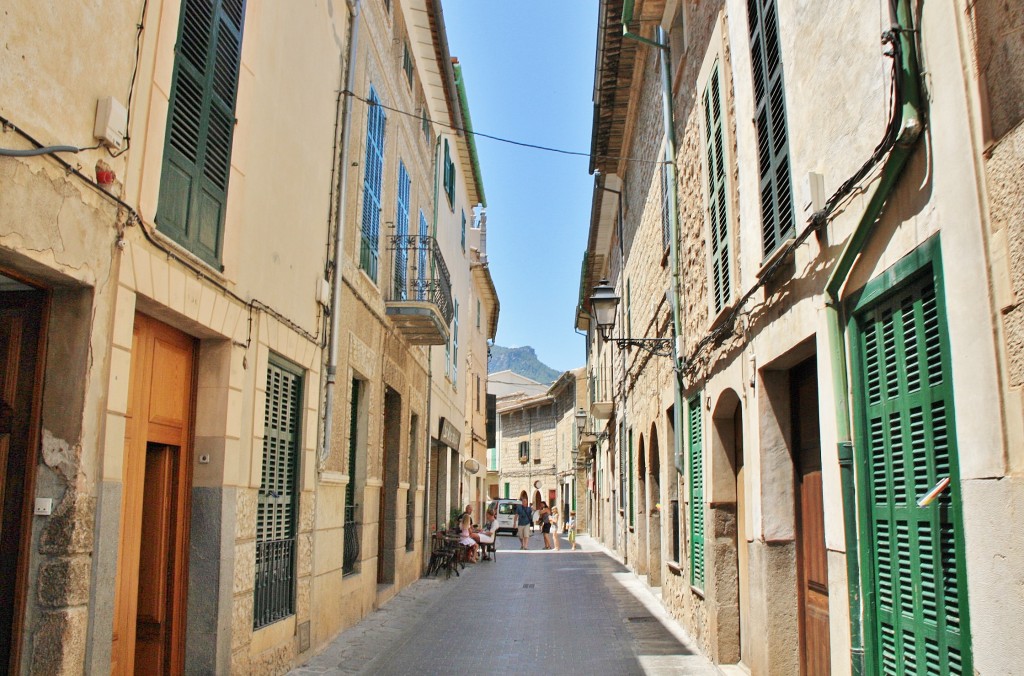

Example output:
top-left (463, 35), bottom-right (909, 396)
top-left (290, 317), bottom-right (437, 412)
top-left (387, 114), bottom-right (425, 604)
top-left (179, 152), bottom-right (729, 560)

top-left (512, 496), bottom-right (533, 550)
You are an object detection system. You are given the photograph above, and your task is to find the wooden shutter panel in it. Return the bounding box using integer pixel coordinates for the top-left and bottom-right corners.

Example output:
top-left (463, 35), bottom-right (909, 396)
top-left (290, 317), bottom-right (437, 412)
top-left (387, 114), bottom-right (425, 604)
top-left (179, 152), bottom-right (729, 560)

top-left (854, 274), bottom-right (972, 675)
top-left (255, 358), bottom-right (301, 627)
top-left (159, 0), bottom-right (244, 267)
top-left (394, 161), bottom-right (410, 300)
top-left (746, 0), bottom-right (794, 256)
top-left (360, 87), bottom-right (387, 281)
top-left (689, 394), bottom-right (705, 588)
top-left (704, 63), bottom-right (731, 315)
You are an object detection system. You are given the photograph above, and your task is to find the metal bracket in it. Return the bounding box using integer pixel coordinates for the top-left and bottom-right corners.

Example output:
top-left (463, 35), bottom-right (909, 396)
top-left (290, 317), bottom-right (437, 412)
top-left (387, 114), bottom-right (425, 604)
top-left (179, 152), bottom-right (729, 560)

top-left (614, 337), bottom-right (674, 357)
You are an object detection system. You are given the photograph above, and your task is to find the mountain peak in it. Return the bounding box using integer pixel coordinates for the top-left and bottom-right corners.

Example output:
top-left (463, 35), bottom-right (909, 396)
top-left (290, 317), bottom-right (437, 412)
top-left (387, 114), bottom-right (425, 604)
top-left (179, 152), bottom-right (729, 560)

top-left (488, 345), bottom-right (560, 385)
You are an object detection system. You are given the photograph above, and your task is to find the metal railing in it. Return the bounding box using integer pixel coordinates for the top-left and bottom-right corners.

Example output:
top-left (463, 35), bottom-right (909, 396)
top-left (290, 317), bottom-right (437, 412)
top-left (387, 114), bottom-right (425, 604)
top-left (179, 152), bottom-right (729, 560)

top-left (253, 538), bottom-right (295, 629)
top-left (343, 504), bottom-right (360, 576)
top-left (386, 234), bottom-right (454, 326)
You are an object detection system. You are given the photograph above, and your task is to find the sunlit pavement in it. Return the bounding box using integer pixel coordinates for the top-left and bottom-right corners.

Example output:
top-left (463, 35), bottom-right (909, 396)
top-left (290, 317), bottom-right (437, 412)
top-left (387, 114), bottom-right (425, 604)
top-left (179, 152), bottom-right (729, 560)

top-left (290, 531), bottom-right (723, 675)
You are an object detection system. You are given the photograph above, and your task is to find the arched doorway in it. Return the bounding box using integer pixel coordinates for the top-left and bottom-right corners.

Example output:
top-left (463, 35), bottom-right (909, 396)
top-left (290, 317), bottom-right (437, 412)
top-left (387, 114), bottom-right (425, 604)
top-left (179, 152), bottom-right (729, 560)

top-left (648, 424), bottom-right (662, 586)
top-left (636, 434), bottom-right (647, 575)
top-left (710, 389), bottom-right (745, 665)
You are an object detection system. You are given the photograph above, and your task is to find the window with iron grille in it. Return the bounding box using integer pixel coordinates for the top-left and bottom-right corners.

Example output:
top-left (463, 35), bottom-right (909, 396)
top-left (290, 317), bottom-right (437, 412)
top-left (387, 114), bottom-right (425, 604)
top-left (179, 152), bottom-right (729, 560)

top-left (157, 0), bottom-right (246, 268)
top-left (443, 138), bottom-right (456, 207)
top-left (747, 0), bottom-right (794, 256)
top-left (394, 161), bottom-right (410, 300)
top-left (344, 378), bottom-right (362, 575)
top-left (254, 356), bottom-right (301, 629)
top-left (406, 413), bottom-right (418, 551)
top-left (360, 87), bottom-right (387, 282)
top-left (688, 393), bottom-right (705, 589)
top-left (518, 441), bottom-right (530, 464)
top-left (703, 62), bottom-right (732, 315)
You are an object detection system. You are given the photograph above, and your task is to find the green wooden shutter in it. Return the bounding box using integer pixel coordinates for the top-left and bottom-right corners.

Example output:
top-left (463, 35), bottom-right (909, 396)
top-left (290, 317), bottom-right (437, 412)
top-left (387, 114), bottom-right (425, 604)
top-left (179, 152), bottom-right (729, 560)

top-left (704, 62), bottom-right (731, 315)
top-left (158, 0), bottom-right (245, 268)
top-left (628, 429), bottom-right (635, 528)
top-left (688, 393), bottom-right (705, 588)
top-left (360, 87), bottom-right (387, 282)
top-left (746, 0), bottom-right (794, 256)
top-left (255, 357), bottom-right (301, 628)
top-left (853, 272), bottom-right (972, 675)
top-left (394, 161), bottom-right (410, 300)
top-left (453, 300), bottom-right (459, 389)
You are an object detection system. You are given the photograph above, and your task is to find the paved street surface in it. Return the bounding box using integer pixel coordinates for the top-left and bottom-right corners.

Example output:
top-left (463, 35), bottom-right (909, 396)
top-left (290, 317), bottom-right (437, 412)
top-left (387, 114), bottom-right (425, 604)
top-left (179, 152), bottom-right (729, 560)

top-left (291, 532), bottom-right (723, 676)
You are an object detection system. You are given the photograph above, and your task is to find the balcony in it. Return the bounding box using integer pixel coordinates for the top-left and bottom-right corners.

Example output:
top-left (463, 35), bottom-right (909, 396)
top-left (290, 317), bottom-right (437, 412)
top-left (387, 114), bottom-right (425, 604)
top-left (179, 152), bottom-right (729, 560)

top-left (385, 234), bottom-right (453, 345)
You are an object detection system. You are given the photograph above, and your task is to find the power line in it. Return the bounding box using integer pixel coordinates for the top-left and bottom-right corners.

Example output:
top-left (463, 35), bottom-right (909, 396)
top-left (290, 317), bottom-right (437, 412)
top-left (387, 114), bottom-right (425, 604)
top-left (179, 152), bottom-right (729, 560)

top-left (343, 90), bottom-right (668, 167)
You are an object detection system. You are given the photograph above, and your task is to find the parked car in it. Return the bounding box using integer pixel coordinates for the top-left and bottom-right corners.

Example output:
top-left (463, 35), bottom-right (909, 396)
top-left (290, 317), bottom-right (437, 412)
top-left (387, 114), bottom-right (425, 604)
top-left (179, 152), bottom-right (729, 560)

top-left (488, 499), bottom-right (523, 535)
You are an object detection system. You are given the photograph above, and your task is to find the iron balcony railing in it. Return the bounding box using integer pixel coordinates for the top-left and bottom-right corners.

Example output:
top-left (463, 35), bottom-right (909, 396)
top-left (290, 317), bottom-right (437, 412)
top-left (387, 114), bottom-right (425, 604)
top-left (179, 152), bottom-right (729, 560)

top-left (343, 504), bottom-right (360, 576)
top-left (387, 233), bottom-right (454, 326)
top-left (253, 538), bottom-right (295, 629)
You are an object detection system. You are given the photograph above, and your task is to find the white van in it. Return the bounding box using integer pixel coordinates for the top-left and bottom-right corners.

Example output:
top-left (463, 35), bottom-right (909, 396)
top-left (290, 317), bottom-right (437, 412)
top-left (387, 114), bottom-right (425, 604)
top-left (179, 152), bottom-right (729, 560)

top-left (488, 499), bottom-right (522, 535)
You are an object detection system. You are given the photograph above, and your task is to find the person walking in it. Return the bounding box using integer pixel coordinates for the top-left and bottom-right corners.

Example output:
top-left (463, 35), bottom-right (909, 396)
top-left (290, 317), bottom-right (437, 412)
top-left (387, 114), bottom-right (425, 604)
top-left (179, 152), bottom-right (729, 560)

top-left (512, 496), bottom-right (533, 550)
top-left (538, 502), bottom-right (553, 550)
top-left (550, 505), bottom-right (561, 551)
top-left (567, 511), bottom-right (577, 550)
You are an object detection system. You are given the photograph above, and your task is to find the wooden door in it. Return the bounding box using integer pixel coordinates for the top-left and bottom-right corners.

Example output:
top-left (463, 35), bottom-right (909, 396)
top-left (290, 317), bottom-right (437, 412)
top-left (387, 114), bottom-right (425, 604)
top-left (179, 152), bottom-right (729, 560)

top-left (792, 359), bottom-right (830, 675)
top-left (0, 289), bottom-right (46, 674)
top-left (112, 314), bottom-right (195, 675)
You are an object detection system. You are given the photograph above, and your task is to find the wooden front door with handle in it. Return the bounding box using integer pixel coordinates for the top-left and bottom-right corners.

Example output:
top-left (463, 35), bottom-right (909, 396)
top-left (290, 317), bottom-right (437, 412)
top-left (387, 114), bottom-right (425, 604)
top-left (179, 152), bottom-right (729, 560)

top-left (112, 314), bottom-right (195, 675)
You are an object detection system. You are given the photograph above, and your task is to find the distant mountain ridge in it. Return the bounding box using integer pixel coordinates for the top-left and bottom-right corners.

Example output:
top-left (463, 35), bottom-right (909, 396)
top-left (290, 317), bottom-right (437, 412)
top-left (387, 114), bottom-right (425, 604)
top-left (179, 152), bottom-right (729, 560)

top-left (488, 345), bottom-right (561, 385)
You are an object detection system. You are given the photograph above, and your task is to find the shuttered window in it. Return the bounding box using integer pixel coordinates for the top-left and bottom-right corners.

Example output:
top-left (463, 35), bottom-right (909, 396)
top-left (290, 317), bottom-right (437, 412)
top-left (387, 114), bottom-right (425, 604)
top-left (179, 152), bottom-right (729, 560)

top-left (394, 161), bottom-right (410, 300)
top-left (158, 0), bottom-right (246, 268)
top-left (628, 428), bottom-right (635, 528)
top-left (703, 62), bottom-right (732, 315)
top-left (688, 393), bottom-right (705, 589)
top-left (254, 357), bottom-right (301, 628)
top-left (443, 139), bottom-right (456, 207)
top-left (343, 378), bottom-right (361, 575)
top-left (852, 267), bottom-right (972, 675)
top-left (518, 441), bottom-right (530, 463)
top-left (746, 0), bottom-right (794, 256)
top-left (461, 209), bottom-right (466, 251)
top-left (452, 300), bottom-right (459, 390)
top-left (416, 210), bottom-right (429, 300)
top-left (360, 87), bottom-right (387, 282)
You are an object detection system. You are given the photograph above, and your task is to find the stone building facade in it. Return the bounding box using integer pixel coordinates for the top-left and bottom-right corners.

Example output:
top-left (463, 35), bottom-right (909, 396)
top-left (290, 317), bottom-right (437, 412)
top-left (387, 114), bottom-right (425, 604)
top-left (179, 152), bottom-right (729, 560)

top-left (0, 0), bottom-right (495, 674)
top-left (578, 0), bottom-right (1024, 674)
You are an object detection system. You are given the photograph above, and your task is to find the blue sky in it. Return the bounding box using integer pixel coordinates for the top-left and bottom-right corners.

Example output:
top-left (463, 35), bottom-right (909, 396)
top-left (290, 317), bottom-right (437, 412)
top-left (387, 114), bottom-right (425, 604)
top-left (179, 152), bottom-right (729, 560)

top-left (444, 2), bottom-right (598, 373)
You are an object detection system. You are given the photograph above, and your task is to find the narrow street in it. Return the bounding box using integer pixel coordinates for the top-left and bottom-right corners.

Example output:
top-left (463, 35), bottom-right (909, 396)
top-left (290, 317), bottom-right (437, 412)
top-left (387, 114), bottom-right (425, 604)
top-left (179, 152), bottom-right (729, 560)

top-left (290, 533), bottom-right (723, 676)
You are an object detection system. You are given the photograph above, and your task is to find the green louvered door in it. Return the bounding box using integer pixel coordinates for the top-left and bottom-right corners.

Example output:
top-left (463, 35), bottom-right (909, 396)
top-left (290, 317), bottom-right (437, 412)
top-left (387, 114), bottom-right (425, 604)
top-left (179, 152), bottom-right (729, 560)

top-left (852, 271), bottom-right (972, 675)
top-left (688, 394), bottom-right (705, 589)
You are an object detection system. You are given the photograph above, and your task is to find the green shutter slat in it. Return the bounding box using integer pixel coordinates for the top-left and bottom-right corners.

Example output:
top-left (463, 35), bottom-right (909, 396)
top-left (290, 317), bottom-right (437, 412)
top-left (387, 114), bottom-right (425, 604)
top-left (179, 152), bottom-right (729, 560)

top-left (628, 429), bottom-right (634, 528)
top-left (360, 87), bottom-right (387, 281)
top-left (159, 0), bottom-right (243, 267)
top-left (746, 0), bottom-right (794, 257)
top-left (255, 358), bottom-right (301, 628)
top-left (854, 272), bottom-right (972, 675)
top-left (704, 63), bottom-right (731, 314)
top-left (688, 394), bottom-right (704, 588)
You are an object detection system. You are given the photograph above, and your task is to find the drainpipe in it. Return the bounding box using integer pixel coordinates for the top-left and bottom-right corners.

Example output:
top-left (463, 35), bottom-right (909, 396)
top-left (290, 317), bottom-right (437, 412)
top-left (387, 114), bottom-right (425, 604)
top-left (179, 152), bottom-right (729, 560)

top-left (655, 24), bottom-right (687, 477)
top-left (824, 2), bottom-right (923, 674)
top-left (321, 0), bottom-right (361, 465)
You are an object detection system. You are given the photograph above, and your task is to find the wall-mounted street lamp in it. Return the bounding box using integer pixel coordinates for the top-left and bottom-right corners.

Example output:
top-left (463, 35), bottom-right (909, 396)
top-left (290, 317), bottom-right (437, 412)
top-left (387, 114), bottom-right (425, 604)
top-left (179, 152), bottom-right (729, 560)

top-left (589, 280), bottom-right (674, 357)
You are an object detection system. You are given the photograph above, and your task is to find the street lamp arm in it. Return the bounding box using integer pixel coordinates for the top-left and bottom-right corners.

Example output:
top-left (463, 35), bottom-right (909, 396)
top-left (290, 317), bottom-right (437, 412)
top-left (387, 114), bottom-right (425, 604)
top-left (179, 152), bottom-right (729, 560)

top-left (614, 337), bottom-right (674, 358)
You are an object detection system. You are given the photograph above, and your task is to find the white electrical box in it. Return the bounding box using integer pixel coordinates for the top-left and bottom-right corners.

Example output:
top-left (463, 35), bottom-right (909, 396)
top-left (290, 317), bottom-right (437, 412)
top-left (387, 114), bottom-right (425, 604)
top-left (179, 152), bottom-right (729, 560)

top-left (34, 498), bottom-right (53, 516)
top-left (802, 172), bottom-right (825, 216)
top-left (316, 278), bottom-right (332, 306)
top-left (94, 96), bottom-right (128, 150)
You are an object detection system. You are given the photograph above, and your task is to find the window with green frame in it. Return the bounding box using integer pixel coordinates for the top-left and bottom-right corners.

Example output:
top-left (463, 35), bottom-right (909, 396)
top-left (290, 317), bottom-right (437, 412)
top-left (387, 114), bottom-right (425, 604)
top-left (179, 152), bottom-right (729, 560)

top-left (360, 87), bottom-right (387, 282)
top-left (703, 61), bottom-right (732, 315)
top-left (254, 356), bottom-right (301, 628)
top-left (688, 393), bottom-right (705, 589)
top-left (452, 300), bottom-right (459, 390)
top-left (157, 0), bottom-right (246, 268)
top-left (393, 160), bottom-right (410, 300)
top-left (746, 0), bottom-right (794, 256)
top-left (443, 138), bottom-right (456, 207)
top-left (401, 40), bottom-right (413, 88)
top-left (461, 209), bottom-right (466, 251)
